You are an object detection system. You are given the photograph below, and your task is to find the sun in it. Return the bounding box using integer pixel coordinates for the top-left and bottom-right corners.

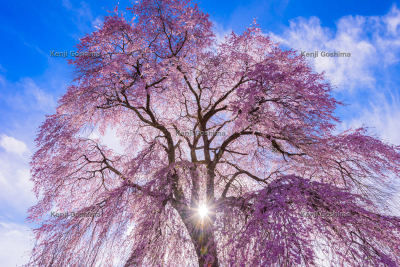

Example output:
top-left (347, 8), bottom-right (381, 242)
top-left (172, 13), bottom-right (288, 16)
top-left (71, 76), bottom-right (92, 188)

top-left (198, 205), bottom-right (208, 218)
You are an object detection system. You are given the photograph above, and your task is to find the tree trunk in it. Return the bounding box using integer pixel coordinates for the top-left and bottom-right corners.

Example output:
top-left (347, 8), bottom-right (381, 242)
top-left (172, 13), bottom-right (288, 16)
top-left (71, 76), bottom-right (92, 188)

top-left (194, 228), bottom-right (219, 267)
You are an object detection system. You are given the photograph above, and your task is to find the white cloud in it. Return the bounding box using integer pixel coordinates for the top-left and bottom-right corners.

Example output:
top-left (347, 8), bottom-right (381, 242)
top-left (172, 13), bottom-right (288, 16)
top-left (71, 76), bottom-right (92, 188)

top-left (269, 4), bottom-right (400, 90)
top-left (211, 20), bottom-right (233, 47)
top-left (385, 4), bottom-right (400, 34)
top-left (0, 152), bottom-right (36, 213)
top-left (0, 222), bottom-right (32, 267)
top-left (0, 135), bottom-right (29, 157)
top-left (0, 135), bottom-right (35, 217)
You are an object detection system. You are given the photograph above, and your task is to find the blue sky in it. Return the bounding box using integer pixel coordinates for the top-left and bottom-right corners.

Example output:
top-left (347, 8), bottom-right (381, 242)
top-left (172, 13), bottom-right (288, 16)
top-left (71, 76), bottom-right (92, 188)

top-left (1, 0), bottom-right (400, 265)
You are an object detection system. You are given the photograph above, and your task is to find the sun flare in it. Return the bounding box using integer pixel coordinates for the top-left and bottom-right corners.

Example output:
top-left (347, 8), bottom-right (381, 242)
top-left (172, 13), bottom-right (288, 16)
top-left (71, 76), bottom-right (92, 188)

top-left (198, 205), bottom-right (208, 218)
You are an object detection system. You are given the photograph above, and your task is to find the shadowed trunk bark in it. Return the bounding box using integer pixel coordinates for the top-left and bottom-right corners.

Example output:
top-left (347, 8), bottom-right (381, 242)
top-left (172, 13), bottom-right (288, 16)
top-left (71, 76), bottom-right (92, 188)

top-left (195, 229), bottom-right (219, 267)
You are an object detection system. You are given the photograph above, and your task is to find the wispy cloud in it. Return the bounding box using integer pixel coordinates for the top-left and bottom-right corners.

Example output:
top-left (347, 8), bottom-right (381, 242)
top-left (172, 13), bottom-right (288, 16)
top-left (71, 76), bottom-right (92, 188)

top-left (338, 92), bottom-right (400, 145)
top-left (0, 77), bottom-right (56, 113)
top-left (228, 0), bottom-right (289, 31)
top-left (62, 0), bottom-right (103, 36)
top-left (212, 20), bottom-right (233, 45)
top-left (267, 4), bottom-right (400, 146)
